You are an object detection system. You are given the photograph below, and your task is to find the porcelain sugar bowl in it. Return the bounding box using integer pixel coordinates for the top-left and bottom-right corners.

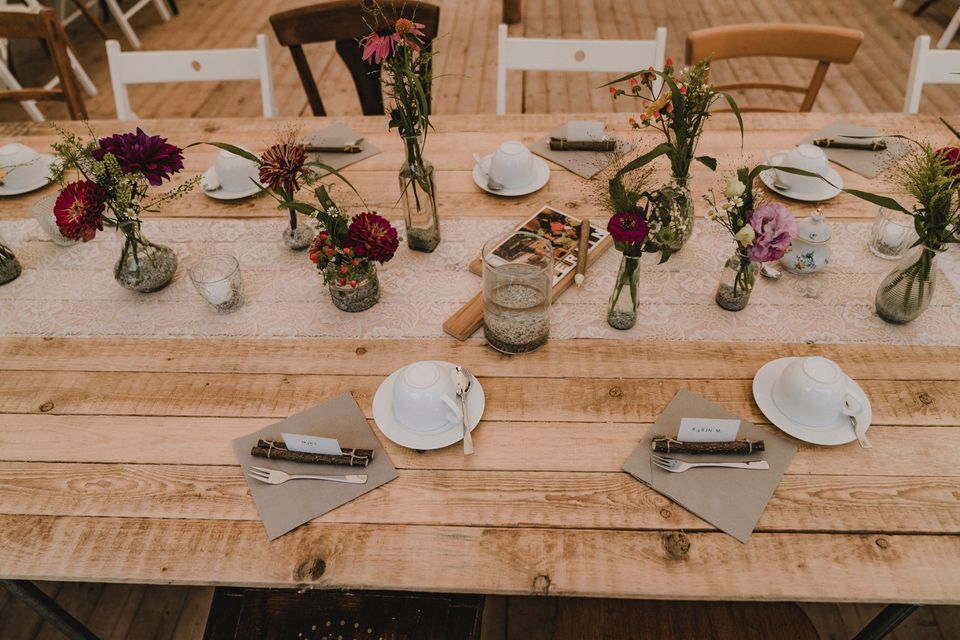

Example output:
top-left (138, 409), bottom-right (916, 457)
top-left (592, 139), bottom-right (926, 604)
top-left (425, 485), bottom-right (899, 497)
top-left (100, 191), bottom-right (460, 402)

top-left (781, 209), bottom-right (832, 274)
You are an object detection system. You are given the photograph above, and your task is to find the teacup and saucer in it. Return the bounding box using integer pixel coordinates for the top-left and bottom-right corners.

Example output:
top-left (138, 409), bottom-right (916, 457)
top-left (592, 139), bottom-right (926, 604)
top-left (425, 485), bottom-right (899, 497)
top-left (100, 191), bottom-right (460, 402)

top-left (0, 143), bottom-right (55, 197)
top-left (752, 356), bottom-right (872, 446)
top-left (201, 147), bottom-right (263, 200)
top-left (372, 360), bottom-right (485, 450)
top-left (760, 144), bottom-right (843, 202)
top-left (473, 141), bottom-right (550, 197)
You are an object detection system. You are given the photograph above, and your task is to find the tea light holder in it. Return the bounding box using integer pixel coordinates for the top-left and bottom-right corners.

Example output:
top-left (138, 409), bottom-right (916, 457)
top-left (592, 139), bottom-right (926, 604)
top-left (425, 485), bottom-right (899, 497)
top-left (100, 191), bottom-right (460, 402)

top-left (32, 194), bottom-right (79, 246)
top-left (868, 207), bottom-right (916, 260)
top-left (189, 254), bottom-right (244, 313)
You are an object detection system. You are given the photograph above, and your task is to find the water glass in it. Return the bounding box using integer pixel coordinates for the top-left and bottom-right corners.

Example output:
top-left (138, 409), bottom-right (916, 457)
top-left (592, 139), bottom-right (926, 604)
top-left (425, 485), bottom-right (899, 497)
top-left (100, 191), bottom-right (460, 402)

top-left (189, 254), bottom-right (244, 313)
top-left (481, 231), bottom-right (553, 354)
top-left (868, 207), bottom-right (917, 260)
top-left (32, 194), bottom-right (78, 246)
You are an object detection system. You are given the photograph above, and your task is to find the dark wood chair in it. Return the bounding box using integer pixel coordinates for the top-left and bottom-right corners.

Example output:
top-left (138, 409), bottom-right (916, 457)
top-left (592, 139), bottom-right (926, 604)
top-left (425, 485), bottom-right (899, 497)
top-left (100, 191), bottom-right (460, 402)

top-left (685, 23), bottom-right (863, 112)
top-left (269, 0), bottom-right (440, 116)
top-left (0, 7), bottom-right (87, 120)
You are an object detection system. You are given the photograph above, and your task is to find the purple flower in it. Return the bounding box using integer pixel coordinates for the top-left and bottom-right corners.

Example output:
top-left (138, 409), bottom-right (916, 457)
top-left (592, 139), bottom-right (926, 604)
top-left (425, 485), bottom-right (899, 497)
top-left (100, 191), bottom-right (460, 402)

top-left (607, 210), bottom-right (649, 245)
top-left (93, 128), bottom-right (184, 186)
top-left (747, 203), bottom-right (797, 262)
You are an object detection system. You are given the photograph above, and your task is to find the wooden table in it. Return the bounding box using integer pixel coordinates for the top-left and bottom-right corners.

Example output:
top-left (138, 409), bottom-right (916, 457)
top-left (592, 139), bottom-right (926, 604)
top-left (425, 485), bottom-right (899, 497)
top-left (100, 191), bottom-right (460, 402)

top-left (0, 114), bottom-right (958, 636)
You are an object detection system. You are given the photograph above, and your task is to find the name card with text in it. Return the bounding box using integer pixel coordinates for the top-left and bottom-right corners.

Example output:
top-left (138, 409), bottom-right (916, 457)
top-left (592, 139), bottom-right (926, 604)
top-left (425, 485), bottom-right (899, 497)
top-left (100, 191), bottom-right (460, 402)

top-left (282, 433), bottom-right (344, 455)
top-left (678, 417), bottom-right (741, 442)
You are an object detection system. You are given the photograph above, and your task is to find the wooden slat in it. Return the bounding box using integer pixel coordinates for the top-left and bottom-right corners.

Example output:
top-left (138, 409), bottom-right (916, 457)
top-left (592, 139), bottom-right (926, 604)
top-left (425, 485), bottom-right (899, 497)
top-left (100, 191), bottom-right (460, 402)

top-left (0, 463), bottom-right (956, 534)
top-left (1, 515), bottom-right (958, 603)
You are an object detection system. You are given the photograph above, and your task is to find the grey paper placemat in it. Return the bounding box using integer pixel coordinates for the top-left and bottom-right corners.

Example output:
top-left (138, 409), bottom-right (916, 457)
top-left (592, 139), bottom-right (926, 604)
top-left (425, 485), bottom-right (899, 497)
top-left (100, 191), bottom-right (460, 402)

top-left (529, 124), bottom-right (633, 179)
top-left (300, 123), bottom-right (380, 176)
top-left (232, 392), bottom-right (397, 540)
top-left (623, 390), bottom-right (797, 543)
top-left (798, 120), bottom-right (910, 179)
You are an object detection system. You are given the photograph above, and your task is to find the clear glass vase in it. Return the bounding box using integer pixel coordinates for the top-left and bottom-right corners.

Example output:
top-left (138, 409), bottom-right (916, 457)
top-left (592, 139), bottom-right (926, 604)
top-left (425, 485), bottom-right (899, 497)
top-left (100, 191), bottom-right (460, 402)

top-left (607, 254), bottom-right (640, 330)
top-left (875, 244), bottom-right (940, 324)
top-left (0, 241), bottom-right (21, 285)
top-left (399, 136), bottom-right (440, 252)
top-left (328, 264), bottom-right (380, 312)
top-left (665, 176), bottom-right (695, 252)
top-left (282, 208), bottom-right (315, 250)
top-left (114, 229), bottom-right (178, 293)
top-left (715, 249), bottom-right (760, 311)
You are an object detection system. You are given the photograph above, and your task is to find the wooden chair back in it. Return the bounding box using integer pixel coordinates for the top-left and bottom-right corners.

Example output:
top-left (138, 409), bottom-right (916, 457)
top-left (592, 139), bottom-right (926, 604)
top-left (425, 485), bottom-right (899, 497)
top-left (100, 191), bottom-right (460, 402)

top-left (685, 23), bottom-right (863, 112)
top-left (497, 25), bottom-right (667, 114)
top-left (903, 34), bottom-right (960, 113)
top-left (0, 7), bottom-right (86, 119)
top-left (105, 35), bottom-right (278, 120)
top-left (269, 0), bottom-right (440, 116)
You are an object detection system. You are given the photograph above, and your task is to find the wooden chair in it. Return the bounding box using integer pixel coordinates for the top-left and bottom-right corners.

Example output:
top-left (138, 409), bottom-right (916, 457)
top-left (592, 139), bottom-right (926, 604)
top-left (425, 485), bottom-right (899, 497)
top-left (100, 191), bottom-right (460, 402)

top-left (903, 34), bottom-right (960, 113)
top-left (496, 25), bottom-right (667, 114)
top-left (0, 6), bottom-right (85, 119)
top-left (105, 35), bottom-right (278, 120)
top-left (269, 0), bottom-right (441, 117)
top-left (685, 23), bottom-right (863, 112)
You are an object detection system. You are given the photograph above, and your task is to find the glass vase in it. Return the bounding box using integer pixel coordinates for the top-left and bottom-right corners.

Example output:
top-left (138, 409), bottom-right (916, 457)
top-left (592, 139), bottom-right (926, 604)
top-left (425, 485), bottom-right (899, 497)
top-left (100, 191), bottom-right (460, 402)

top-left (399, 136), bottom-right (440, 252)
top-left (607, 254), bottom-right (640, 330)
top-left (665, 176), bottom-right (695, 252)
top-left (715, 249), bottom-right (760, 311)
top-left (0, 241), bottom-right (21, 285)
top-left (114, 229), bottom-right (178, 293)
top-left (282, 208), bottom-right (315, 250)
top-left (328, 264), bottom-right (380, 312)
top-left (874, 244), bottom-right (940, 324)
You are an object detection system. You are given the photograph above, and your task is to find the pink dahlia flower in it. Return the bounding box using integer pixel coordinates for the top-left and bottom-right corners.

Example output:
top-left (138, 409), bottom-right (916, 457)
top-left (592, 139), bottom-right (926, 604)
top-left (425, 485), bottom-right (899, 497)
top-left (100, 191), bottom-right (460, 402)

top-left (747, 203), bottom-right (797, 263)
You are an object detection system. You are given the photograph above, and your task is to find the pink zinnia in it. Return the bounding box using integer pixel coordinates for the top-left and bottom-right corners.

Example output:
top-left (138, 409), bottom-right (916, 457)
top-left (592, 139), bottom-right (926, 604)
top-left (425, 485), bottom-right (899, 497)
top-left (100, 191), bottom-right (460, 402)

top-left (747, 203), bottom-right (797, 263)
top-left (54, 180), bottom-right (107, 242)
top-left (607, 210), bottom-right (649, 245)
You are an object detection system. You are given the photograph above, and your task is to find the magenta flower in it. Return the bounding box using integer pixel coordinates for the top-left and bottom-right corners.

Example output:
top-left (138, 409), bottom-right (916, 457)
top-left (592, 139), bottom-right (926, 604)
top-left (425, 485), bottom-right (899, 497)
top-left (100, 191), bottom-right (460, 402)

top-left (346, 212), bottom-right (399, 263)
top-left (747, 203), bottom-right (797, 262)
top-left (936, 146), bottom-right (960, 177)
top-left (93, 128), bottom-right (184, 186)
top-left (607, 210), bottom-right (649, 245)
top-left (361, 23), bottom-right (400, 63)
top-left (54, 180), bottom-right (107, 242)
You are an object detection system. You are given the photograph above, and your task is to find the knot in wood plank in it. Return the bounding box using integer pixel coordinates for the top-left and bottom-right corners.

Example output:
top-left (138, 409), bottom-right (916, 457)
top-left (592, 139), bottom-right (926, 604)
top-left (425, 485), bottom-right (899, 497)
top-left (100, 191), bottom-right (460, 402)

top-left (38, 401), bottom-right (54, 413)
top-left (355, 347), bottom-right (367, 356)
top-left (608, 386), bottom-right (623, 398)
top-left (659, 508), bottom-right (672, 519)
top-left (916, 391), bottom-right (934, 406)
top-left (532, 574), bottom-right (552, 594)
top-left (663, 532), bottom-right (691, 560)
top-left (294, 558), bottom-right (327, 581)
top-left (876, 537), bottom-right (890, 549)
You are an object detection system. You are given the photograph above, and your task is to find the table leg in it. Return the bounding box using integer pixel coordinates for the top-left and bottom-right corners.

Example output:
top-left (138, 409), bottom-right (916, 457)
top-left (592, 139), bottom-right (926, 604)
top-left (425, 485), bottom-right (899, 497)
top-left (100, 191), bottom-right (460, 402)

top-left (851, 603), bottom-right (921, 640)
top-left (0, 580), bottom-right (101, 640)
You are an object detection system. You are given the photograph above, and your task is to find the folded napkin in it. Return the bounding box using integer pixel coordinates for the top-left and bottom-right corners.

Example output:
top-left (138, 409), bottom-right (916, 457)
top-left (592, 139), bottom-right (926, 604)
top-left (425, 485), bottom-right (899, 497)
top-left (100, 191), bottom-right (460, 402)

top-left (299, 123), bottom-right (380, 176)
top-left (623, 390), bottom-right (797, 543)
top-left (798, 120), bottom-right (910, 179)
top-left (232, 392), bottom-right (397, 540)
top-left (530, 124), bottom-right (633, 179)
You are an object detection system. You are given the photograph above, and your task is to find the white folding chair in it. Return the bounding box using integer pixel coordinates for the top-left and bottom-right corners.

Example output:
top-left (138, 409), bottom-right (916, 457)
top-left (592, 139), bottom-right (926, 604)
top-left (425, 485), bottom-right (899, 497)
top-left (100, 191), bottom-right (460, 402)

top-left (105, 35), bottom-right (278, 120)
top-left (903, 34), bottom-right (960, 112)
top-left (495, 24), bottom-right (667, 114)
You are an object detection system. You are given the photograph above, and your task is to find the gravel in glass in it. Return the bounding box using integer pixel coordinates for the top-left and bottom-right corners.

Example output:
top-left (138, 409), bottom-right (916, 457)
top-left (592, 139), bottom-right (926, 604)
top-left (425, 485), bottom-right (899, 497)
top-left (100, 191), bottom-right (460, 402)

top-left (484, 283), bottom-right (550, 354)
top-left (189, 254), bottom-right (245, 314)
top-left (283, 223), bottom-right (315, 250)
top-left (329, 269), bottom-right (380, 312)
top-left (114, 242), bottom-right (178, 293)
top-left (406, 227), bottom-right (441, 253)
top-left (606, 309), bottom-right (637, 330)
top-left (715, 283), bottom-right (752, 311)
top-left (0, 253), bottom-right (21, 285)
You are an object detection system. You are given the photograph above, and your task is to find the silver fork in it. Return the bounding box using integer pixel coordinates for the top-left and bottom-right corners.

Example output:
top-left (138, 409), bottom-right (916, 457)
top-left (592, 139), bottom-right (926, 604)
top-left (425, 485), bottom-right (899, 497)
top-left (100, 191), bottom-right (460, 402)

top-left (651, 453), bottom-right (770, 473)
top-left (246, 466), bottom-right (368, 485)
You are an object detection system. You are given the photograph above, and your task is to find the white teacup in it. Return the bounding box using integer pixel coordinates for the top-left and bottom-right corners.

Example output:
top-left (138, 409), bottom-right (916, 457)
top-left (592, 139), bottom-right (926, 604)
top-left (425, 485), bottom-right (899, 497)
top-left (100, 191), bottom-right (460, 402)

top-left (392, 361), bottom-right (463, 432)
top-left (0, 143), bottom-right (45, 190)
top-left (772, 356), bottom-right (863, 428)
top-left (212, 148), bottom-right (259, 192)
top-left (488, 141), bottom-right (535, 190)
top-left (770, 144), bottom-right (828, 194)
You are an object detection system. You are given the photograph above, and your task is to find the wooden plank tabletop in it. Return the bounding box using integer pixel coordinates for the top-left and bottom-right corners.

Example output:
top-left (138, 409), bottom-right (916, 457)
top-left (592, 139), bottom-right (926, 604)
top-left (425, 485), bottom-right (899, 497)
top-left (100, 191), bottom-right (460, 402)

top-left (0, 114), bottom-right (958, 604)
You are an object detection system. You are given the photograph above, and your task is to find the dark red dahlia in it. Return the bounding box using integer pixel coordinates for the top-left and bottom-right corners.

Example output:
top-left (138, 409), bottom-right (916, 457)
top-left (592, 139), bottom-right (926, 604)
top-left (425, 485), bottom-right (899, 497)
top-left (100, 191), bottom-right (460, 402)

top-left (607, 210), bottom-right (649, 244)
top-left (258, 143), bottom-right (308, 195)
top-left (93, 128), bottom-right (184, 186)
top-left (345, 212), bottom-right (399, 263)
top-left (54, 180), bottom-right (107, 242)
top-left (936, 146), bottom-right (960, 177)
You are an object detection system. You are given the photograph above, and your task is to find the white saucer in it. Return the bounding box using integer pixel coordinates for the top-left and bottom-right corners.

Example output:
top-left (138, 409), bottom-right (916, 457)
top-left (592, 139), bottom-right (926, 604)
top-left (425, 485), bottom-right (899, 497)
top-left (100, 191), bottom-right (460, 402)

top-left (0, 154), bottom-right (55, 197)
top-left (752, 357), bottom-right (872, 446)
top-left (473, 154), bottom-right (550, 197)
top-left (760, 166), bottom-right (843, 202)
top-left (200, 166), bottom-right (263, 200)
top-left (372, 361), bottom-right (485, 450)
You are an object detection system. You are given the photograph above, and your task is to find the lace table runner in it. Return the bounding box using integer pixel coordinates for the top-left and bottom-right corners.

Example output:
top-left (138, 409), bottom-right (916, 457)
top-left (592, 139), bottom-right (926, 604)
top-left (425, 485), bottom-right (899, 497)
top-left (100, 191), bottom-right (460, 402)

top-left (1, 218), bottom-right (958, 344)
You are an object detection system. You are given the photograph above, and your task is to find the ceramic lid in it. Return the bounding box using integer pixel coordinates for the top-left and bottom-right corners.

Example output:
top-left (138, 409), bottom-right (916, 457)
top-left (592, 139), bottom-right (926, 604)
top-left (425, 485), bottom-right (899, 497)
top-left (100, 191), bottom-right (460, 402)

top-left (796, 210), bottom-right (831, 244)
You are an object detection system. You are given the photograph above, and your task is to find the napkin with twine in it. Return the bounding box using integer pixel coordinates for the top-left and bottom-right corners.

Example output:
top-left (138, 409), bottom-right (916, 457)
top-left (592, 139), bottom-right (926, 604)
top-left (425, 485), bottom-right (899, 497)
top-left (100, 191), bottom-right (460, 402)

top-left (623, 390), bottom-right (797, 543)
top-left (300, 123), bottom-right (380, 176)
top-left (232, 392), bottom-right (397, 540)
top-left (529, 124), bottom-right (633, 179)
top-left (798, 120), bottom-right (911, 179)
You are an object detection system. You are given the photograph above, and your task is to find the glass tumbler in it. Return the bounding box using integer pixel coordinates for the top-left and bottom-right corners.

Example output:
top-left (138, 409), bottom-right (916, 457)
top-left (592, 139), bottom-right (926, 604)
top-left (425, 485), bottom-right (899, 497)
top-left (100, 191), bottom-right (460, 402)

top-left (189, 254), bottom-right (244, 313)
top-left (32, 194), bottom-right (78, 246)
top-left (868, 207), bottom-right (917, 260)
top-left (481, 231), bottom-right (553, 354)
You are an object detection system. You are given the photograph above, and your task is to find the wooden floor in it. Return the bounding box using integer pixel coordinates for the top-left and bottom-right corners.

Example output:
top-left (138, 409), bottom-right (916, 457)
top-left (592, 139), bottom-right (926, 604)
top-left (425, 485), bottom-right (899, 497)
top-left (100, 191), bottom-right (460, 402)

top-left (9, 0), bottom-right (960, 121)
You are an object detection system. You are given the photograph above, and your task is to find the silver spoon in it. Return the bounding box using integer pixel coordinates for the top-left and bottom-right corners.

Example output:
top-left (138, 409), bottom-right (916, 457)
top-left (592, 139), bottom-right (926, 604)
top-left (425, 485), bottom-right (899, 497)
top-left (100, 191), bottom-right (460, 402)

top-left (760, 263), bottom-right (782, 279)
top-left (452, 365), bottom-right (474, 455)
top-left (472, 153), bottom-right (503, 191)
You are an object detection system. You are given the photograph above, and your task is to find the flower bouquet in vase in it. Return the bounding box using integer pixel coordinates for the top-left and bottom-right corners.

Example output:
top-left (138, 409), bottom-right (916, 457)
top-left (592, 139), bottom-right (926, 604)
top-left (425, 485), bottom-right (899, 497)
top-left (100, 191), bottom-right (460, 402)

top-left (0, 237), bottom-right (21, 285)
top-left (361, 2), bottom-right (439, 252)
top-left (50, 124), bottom-right (197, 292)
top-left (605, 58), bottom-right (742, 252)
top-left (705, 167), bottom-right (797, 311)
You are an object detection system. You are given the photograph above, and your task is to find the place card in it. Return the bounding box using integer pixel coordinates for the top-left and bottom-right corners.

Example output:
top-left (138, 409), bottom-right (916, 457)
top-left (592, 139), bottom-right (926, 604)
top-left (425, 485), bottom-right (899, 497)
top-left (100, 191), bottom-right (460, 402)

top-left (282, 433), bottom-right (343, 456)
top-left (678, 417), bottom-right (740, 442)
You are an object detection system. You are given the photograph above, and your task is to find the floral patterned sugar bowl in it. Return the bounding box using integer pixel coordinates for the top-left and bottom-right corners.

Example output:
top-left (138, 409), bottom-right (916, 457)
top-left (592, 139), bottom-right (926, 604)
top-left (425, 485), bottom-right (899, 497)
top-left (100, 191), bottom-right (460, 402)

top-left (780, 208), bottom-right (832, 274)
